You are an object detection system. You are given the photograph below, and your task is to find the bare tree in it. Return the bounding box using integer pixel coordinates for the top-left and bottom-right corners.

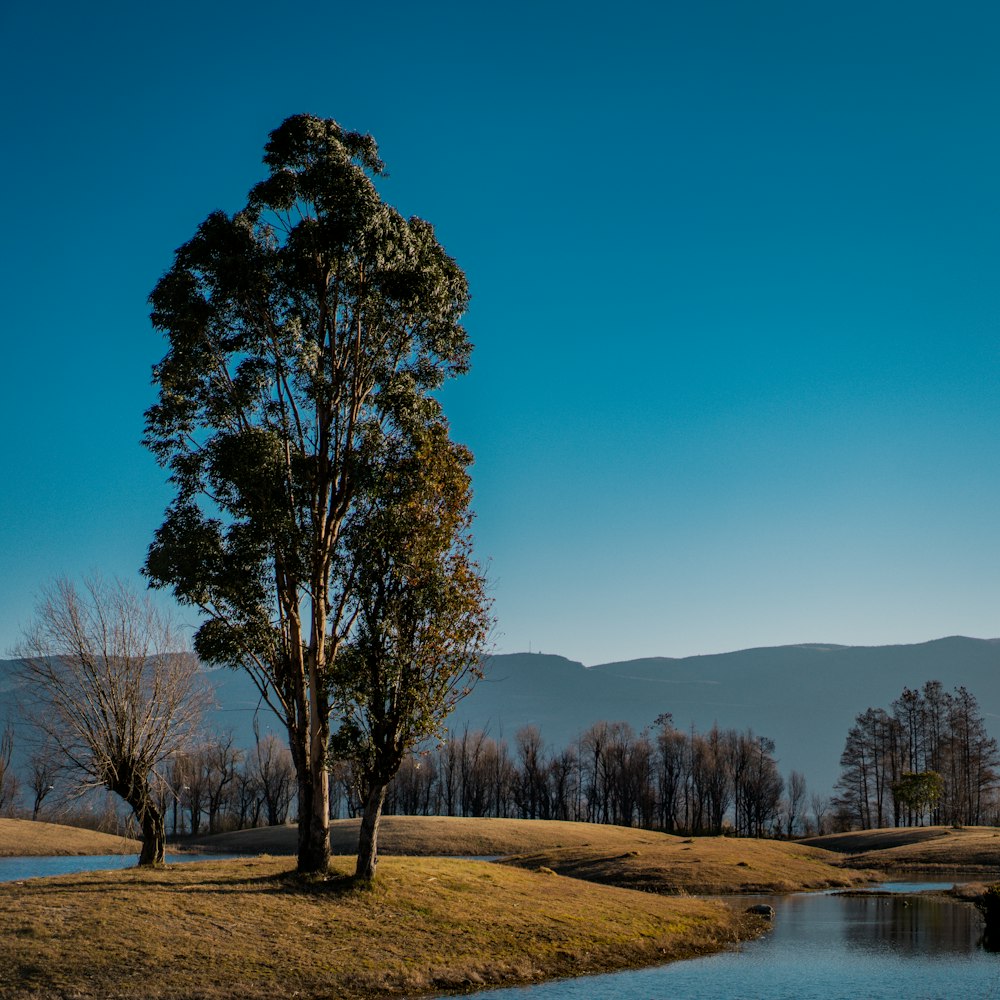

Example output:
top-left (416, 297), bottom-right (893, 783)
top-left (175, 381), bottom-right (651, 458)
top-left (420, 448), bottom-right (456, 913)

top-left (0, 725), bottom-right (19, 816)
top-left (810, 792), bottom-right (830, 835)
top-left (252, 723), bottom-right (296, 827)
top-left (16, 577), bottom-right (208, 865)
top-left (28, 747), bottom-right (58, 821)
top-left (783, 770), bottom-right (808, 837)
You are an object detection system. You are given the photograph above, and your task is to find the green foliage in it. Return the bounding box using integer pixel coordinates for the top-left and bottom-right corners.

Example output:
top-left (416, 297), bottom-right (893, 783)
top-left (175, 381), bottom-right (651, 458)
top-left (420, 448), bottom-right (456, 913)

top-left (329, 422), bottom-right (491, 790)
top-left (891, 770), bottom-right (944, 820)
top-left (142, 114), bottom-right (483, 871)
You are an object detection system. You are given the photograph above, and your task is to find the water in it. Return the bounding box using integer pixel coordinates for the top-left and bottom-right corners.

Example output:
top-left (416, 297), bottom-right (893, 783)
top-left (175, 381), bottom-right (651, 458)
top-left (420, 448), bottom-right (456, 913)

top-left (477, 883), bottom-right (1000, 999)
top-left (0, 853), bottom-right (241, 882)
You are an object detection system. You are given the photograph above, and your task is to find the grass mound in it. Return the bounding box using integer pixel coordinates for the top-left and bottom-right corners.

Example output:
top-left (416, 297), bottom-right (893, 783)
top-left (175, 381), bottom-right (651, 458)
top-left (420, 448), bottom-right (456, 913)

top-left (0, 855), bottom-right (763, 999)
top-left (501, 833), bottom-right (875, 895)
top-left (804, 825), bottom-right (1000, 872)
top-left (189, 815), bottom-right (672, 857)
top-left (0, 819), bottom-right (142, 857)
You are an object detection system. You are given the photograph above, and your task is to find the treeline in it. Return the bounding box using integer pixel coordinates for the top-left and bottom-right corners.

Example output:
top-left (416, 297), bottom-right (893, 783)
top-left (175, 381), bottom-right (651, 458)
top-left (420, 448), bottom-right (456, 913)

top-left (332, 716), bottom-right (805, 838)
top-left (836, 681), bottom-right (999, 828)
top-left (158, 727), bottom-right (296, 836)
top-left (0, 721), bottom-right (297, 840)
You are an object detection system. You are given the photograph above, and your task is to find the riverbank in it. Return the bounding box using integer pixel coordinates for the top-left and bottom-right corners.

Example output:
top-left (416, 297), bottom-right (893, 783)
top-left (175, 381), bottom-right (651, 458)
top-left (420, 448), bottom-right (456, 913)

top-left (0, 819), bottom-right (142, 857)
top-left (0, 854), bottom-right (765, 999)
top-left (803, 825), bottom-right (1000, 875)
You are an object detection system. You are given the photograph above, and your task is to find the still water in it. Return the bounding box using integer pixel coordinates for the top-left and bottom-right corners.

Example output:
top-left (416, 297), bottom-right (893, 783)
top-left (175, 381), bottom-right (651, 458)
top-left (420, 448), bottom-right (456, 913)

top-left (478, 884), bottom-right (1000, 1000)
top-left (0, 853), bottom-right (239, 881)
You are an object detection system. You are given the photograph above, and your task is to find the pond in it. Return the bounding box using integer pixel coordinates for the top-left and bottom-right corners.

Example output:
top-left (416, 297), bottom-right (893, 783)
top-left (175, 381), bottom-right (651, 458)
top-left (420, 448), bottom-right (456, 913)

top-left (0, 853), bottom-right (241, 882)
top-left (475, 882), bottom-right (1000, 999)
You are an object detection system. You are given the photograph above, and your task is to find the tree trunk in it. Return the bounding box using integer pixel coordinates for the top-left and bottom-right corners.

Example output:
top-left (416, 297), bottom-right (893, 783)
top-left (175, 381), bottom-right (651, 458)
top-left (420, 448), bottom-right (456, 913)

top-left (296, 758), bottom-right (331, 873)
top-left (131, 794), bottom-right (166, 866)
top-left (356, 783), bottom-right (387, 881)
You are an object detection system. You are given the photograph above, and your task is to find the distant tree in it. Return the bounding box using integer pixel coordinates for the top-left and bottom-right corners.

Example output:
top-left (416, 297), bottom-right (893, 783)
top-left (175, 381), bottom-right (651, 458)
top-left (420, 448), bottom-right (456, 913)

top-left (143, 113), bottom-right (475, 875)
top-left (329, 425), bottom-right (491, 879)
top-left (252, 723), bottom-right (296, 826)
top-left (783, 770), bottom-right (808, 837)
top-left (836, 682), bottom-right (998, 830)
top-left (0, 725), bottom-right (19, 816)
top-left (809, 792), bottom-right (830, 836)
top-left (15, 578), bottom-right (207, 864)
top-left (514, 725), bottom-right (549, 820)
top-left (203, 733), bottom-right (242, 834)
top-left (892, 770), bottom-right (944, 826)
top-left (28, 747), bottom-right (58, 821)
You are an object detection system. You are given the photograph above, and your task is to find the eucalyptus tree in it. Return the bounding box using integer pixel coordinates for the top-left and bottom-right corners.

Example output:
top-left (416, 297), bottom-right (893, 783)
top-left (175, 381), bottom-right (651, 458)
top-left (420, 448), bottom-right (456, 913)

top-left (143, 114), bottom-right (474, 872)
top-left (328, 423), bottom-right (490, 879)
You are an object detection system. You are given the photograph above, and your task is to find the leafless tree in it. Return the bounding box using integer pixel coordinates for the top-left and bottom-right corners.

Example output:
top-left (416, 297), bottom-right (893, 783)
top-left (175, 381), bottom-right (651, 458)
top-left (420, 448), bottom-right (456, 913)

top-left (252, 723), bottom-right (296, 826)
top-left (810, 792), bottom-right (831, 835)
top-left (783, 770), bottom-right (808, 837)
top-left (16, 577), bottom-right (208, 864)
top-left (28, 747), bottom-right (59, 821)
top-left (0, 725), bottom-right (19, 816)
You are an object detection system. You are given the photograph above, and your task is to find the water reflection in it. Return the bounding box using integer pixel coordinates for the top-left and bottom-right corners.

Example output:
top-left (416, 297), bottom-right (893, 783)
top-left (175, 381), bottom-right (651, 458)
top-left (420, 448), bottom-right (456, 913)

top-left (840, 894), bottom-right (981, 955)
top-left (475, 887), bottom-right (1000, 999)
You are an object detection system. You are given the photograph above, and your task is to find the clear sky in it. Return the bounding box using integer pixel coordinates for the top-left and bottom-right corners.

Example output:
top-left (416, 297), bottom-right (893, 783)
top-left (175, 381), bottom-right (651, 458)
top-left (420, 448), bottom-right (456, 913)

top-left (1, 1), bottom-right (998, 665)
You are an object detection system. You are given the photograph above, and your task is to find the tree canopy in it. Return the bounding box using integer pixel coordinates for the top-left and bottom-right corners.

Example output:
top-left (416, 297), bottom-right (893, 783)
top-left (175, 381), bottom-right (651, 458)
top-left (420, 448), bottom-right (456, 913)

top-left (143, 114), bottom-right (482, 873)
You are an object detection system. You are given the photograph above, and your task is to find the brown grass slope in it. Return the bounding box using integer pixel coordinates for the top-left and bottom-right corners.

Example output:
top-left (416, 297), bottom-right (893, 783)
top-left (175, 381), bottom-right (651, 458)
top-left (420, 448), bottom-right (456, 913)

top-left (0, 855), bottom-right (764, 1000)
top-left (189, 815), bottom-right (663, 857)
top-left (192, 817), bottom-right (875, 895)
top-left (0, 819), bottom-right (143, 857)
top-left (804, 825), bottom-right (1000, 872)
top-left (502, 834), bottom-right (876, 895)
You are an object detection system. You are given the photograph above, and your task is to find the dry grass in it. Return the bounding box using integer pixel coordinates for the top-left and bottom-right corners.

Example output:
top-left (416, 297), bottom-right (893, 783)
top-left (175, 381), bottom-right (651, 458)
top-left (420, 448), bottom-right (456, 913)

top-left (193, 817), bottom-right (876, 894)
top-left (0, 819), bottom-right (142, 857)
top-left (804, 825), bottom-right (1000, 872)
top-left (502, 834), bottom-right (877, 894)
top-left (191, 815), bottom-right (671, 857)
top-left (0, 855), bottom-right (763, 999)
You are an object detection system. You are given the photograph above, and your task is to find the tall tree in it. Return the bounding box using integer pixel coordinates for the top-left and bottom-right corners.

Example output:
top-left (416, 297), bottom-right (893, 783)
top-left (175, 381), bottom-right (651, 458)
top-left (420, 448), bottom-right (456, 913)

top-left (143, 115), bottom-right (473, 873)
top-left (15, 578), bottom-right (206, 864)
top-left (328, 425), bottom-right (490, 879)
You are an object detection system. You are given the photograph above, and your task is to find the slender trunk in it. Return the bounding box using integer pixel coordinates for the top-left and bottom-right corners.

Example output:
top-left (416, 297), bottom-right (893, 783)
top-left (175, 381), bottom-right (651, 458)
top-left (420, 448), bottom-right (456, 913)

top-left (356, 783), bottom-right (387, 881)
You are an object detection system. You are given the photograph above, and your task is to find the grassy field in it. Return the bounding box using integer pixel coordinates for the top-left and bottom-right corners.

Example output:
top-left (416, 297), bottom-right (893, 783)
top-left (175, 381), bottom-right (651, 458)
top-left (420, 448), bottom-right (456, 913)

top-left (0, 819), bottom-right (142, 857)
top-left (189, 816), bottom-right (872, 895)
top-left (0, 854), bottom-right (765, 999)
top-left (501, 833), bottom-right (876, 894)
top-left (190, 815), bottom-right (668, 857)
top-left (804, 825), bottom-right (1000, 872)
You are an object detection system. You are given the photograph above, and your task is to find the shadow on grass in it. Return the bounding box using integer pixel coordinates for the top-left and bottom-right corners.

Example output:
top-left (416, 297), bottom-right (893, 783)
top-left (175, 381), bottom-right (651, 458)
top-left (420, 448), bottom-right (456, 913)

top-left (7, 865), bottom-right (383, 899)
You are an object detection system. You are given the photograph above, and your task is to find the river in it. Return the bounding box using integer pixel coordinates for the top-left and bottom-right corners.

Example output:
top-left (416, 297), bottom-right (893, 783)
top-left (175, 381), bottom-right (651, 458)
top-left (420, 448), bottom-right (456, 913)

top-left (474, 881), bottom-right (1000, 999)
top-left (0, 853), bottom-right (240, 881)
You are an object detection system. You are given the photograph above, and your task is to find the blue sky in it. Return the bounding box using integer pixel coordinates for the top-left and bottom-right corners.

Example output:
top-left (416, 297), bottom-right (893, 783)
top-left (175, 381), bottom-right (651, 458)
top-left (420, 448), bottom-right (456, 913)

top-left (1, 1), bottom-right (998, 664)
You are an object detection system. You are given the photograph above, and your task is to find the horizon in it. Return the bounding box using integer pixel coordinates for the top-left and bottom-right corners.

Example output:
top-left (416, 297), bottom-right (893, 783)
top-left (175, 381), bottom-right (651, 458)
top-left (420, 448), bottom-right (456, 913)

top-left (2, 2), bottom-right (999, 666)
top-left (497, 632), bottom-right (1000, 668)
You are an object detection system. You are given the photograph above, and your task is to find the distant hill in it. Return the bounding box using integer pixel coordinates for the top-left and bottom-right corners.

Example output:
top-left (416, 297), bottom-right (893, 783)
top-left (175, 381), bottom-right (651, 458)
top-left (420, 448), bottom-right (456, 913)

top-left (2, 636), bottom-right (999, 799)
top-left (446, 637), bottom-right (1000, 796)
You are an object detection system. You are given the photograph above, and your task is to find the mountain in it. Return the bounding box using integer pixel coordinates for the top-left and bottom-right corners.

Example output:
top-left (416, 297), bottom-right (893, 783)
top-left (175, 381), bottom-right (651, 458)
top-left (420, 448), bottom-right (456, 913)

top-left (446, 637), bottom-right (1000, 795)
top-left (2, 636), bottom-right (999, 798)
